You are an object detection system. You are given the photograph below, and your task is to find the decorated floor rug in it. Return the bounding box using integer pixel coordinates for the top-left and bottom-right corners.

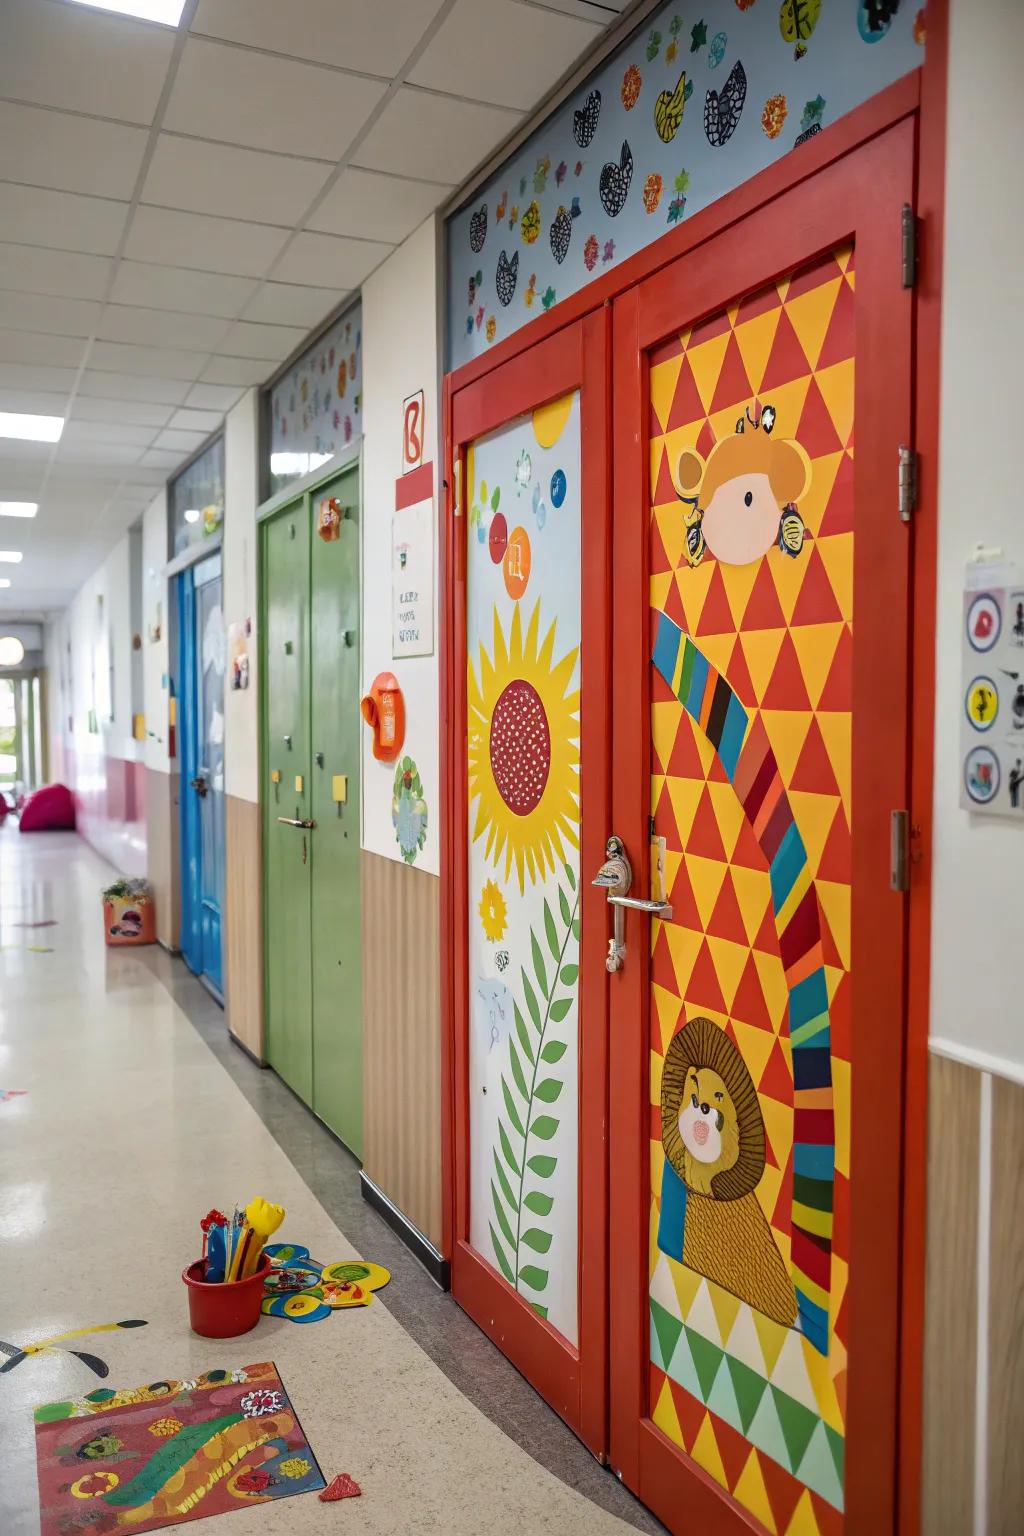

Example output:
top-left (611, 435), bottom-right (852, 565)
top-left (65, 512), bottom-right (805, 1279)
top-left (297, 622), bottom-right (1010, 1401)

top-left (34, 1361), bottom-right (324, 1533)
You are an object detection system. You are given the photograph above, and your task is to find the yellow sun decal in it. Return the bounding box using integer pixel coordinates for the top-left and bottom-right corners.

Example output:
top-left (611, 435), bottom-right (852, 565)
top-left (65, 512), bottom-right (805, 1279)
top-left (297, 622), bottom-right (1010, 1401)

top-left (468, 600), bottom-right (580, 892)
top-left (478, 879), bottom-right (508, 941)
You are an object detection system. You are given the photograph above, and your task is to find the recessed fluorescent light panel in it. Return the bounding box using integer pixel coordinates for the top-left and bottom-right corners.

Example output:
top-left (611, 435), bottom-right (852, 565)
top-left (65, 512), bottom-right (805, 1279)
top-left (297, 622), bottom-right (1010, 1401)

top-left (0, 412), bottom-right (64, 443)
top-left (0, 502), bottom-right (38, 519)
top-left (66, 1), bottom-right (187, 23)
top-left (0, 552), bottom-right (24, 564)
top-left (0, 579), bottom-right (10, 589)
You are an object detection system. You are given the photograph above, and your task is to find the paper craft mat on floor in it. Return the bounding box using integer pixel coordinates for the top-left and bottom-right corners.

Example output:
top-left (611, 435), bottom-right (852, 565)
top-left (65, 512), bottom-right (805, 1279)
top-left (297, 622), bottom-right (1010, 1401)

top-left (34, 1361), bottom-right (324, 1534)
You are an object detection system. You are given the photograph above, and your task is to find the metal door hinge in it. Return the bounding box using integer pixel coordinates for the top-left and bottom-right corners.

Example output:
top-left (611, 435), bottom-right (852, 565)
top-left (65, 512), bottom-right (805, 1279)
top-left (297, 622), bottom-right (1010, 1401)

top-left (890, 810), bottom-right (910, 892)
top-left (898, 445), bottom-right (918, 523)
top-left (901, 203), bottom-right (917, 288)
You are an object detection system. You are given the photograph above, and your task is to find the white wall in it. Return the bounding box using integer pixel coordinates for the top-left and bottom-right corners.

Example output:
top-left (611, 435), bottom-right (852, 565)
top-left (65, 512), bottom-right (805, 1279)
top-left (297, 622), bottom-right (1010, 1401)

top-left (223, 388), bottom-right (260, 804)
top-left (141, 487), bottom-right (171, 774)
top-left (361, 215), bottom-right (441, 874)
top-left (930, 0), bottom-right (1024, 1077)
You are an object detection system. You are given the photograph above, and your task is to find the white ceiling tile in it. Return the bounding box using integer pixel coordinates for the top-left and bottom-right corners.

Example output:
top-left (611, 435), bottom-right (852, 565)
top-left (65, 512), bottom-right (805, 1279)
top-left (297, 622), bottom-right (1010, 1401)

top-left (0, 244), bottom-right (112, 303)
top-left (218, 320), bottom-right (306, 361)
top-left (153, 428), bottom-right (207, 452)
top-left (240, 282), bottom-right (347, 329)
top-left (55, 439), bottom-right (144, 466)
top-left (110, 262), bottom-right (258, 319)
top-left (0, 437), bottom-right (54, 461)
top-left (0, 330), bottom-right (86, 367)
top-left (185, 382), bottom-right (244, 411)
top-left (199, 356), bottom-right (272, 386)
top-left (71, 397), bottom-right (174, 429)
top-left (0, 184), bottom-right (129, 258)
top-left (354, 87), bottom-right (521, 184)
top-left (77, 371), bottom-right (191, 405)
top-left (142, 134), bottom-right (332, 227)
top-left (168, 408), bottom-right (222, 432)
top-left (99, 304), bottom-right (228, 352)
top-left (164, 38), bottom-right (387, 160)
top-left (88, 341), bottom-right (208, 381)
top-left (410, 0), bottom-right (602, 110)
top-left (0, 291), bottom-right (100, 339)
top-left (61, 420), bottom-right (155, 448)
top-left (0, 0), bottom-right (175, 125)
top-left (273, 231), bottom-right (393, 289)
top-left (140, 448), bottom-right (187, 469)
top-left (0, 102), bottom-right (148, 200)
top-left (191, 0), bottom-right (446, 77)
top-left (308, 166), bottom-right (447, 245)
top-left (123, 206), bottom-right (290, 279)
top-left (0, 363), bottom-right (78, 396)
top-left (0, 388), bottom-right (68, 416)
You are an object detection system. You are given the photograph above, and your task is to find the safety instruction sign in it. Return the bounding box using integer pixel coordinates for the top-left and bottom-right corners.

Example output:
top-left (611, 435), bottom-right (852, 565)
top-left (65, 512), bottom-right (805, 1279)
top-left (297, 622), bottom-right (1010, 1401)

top-left (960, 564), bottom-right (1024, 815)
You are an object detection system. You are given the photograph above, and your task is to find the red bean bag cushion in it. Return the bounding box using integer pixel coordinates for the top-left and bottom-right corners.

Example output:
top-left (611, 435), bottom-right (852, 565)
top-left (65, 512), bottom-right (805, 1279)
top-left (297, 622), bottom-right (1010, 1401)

top-left (0, 793), bottom-right (8, 821)
top-left (18, 782), bottom-right (76, 832)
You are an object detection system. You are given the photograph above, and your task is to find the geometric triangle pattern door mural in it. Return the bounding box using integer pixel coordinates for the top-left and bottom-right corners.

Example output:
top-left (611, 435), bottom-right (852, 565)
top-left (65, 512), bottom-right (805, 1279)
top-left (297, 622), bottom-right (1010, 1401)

top-left (647, 247), bottom-right (854, 1536)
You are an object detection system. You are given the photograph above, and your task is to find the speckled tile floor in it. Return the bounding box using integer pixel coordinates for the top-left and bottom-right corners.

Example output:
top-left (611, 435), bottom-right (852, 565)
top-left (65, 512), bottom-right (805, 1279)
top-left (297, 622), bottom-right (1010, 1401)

top-left (0, 826), bottom-right (665, 1536)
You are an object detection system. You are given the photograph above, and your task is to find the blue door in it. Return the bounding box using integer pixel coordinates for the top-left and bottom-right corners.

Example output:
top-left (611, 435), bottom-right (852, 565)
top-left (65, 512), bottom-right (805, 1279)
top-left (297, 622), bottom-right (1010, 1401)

top-left (179, 555), bottom-right (225, 996)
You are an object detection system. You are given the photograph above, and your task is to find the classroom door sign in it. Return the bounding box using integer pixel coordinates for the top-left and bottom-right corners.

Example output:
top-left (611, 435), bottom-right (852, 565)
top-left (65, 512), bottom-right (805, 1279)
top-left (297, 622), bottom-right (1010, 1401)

top-left (960, 565), bottom-right (1024, 815)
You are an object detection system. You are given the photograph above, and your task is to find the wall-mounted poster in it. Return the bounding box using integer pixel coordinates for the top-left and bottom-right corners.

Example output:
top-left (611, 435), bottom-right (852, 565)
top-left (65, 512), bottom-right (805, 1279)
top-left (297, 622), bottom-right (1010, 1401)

top-left (960, 561), bottom-right (1024, 815)
top-left (392, 464), bottom-right (434, 659)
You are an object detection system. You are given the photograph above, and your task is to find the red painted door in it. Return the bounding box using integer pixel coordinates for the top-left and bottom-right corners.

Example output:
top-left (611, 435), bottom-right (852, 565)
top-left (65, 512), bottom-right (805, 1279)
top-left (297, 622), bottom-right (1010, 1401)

top-left (607, 121), bottom-right (915, 1535)
top-left (445, 312), bottom-right (610, 1453)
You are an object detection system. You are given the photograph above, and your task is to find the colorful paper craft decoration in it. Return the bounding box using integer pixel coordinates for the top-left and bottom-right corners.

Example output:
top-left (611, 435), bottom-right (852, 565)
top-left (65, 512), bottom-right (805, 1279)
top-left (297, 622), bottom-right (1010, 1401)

top-left (34, 1362), bottom-right (323, 1534)
top-left (320, 1474), bottom-right (362, 1501)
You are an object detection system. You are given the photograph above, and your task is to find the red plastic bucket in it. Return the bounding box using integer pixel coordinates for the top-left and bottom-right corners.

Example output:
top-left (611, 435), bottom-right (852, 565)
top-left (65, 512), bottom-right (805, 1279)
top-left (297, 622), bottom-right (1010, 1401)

top-left (182, 1255), bottom-right (270, 1338)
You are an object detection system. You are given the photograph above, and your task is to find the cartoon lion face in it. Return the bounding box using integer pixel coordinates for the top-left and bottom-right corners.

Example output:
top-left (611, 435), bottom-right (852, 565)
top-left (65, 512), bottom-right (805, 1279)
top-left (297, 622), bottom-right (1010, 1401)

top-left (661, 1017), bottom-right (766, 1201)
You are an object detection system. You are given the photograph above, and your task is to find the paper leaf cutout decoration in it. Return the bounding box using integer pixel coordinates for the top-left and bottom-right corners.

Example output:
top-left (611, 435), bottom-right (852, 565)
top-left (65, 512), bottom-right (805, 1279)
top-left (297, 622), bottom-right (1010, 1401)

top-left (469, 204), bottom-right (488, 254)
top-left (654, 70), bottom-right (689, 143)
top-left (704, 60), bottom-right (747, 147)
top-left (495, 249), bottom-right (519, 307)
top-left (599, 140), bottom-right (633, 217)
top-left (572, 89), bottom-right (601, 148)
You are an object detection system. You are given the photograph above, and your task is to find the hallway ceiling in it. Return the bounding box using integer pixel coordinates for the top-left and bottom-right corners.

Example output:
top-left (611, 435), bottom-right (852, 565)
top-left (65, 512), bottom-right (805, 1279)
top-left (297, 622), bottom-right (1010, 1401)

top-left (0, 0), bottom-right (628, 615)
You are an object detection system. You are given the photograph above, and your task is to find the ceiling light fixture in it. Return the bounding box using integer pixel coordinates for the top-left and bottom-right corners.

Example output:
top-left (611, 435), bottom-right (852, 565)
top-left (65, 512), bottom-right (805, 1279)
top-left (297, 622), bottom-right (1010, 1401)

top-left (0, 636), bottom-right (25, 667)
top-left (0, 502), bottom-right (38, 519)
top-left (0, 579), bottom-right (10, 589)
top-left (183, 508), bottom-right (201, 524)
top-left (65, 1), bottom-right (187, 24)
top-left (0, 412), bottom-right (64, 444)
top-left (0, 552), bottom-right (24, 564)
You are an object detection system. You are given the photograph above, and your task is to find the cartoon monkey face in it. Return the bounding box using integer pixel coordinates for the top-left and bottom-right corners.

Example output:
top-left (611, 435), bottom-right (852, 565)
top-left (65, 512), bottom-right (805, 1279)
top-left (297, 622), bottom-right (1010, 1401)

top-left (678, 1066), bottom-right (739, 1171)
top-left (676, 405), bottom-right (812, 568)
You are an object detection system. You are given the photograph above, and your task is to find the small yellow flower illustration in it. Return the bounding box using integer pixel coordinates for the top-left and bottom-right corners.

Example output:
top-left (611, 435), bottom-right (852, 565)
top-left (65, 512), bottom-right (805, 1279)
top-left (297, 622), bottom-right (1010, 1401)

top-left (521, 200), bottom-right (541, 244)
top-left (478, 880), bottom-right (509, 942)
top-left (279, 1458), bottom-right (312, 1480)
top-left (148, 1418), bottom-right (182, 1438)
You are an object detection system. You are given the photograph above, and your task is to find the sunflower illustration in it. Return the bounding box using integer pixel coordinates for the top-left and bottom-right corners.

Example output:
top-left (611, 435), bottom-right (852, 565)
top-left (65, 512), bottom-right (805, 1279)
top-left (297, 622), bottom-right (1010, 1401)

top-left (478, 879), bottom-right (508, 941)
top-left (468, 601), bottom-right (579, 892)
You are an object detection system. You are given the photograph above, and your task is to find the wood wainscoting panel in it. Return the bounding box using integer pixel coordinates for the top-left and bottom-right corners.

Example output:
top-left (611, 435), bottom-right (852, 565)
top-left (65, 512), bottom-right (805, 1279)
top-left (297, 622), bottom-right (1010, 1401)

top-left (362, 851), bottom-right (441, 1249)
top-left (988, 1074), bottom-right (1024, 1533)
top-left (225, 793), bottom-right (263, 1060)
top-left (145, 766), bottom-right (180, 951)
top-left (922, 1052), bottom-right (980, 1536)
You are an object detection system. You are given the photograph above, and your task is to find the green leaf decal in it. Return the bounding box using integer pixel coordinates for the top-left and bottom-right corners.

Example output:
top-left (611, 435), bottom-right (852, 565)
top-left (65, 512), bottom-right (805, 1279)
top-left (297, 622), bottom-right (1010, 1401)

top-left (564, 862), bottom-right (577, 891)
top-left (531, 932), bottom-right (548, 997)
top-left (490, 1226), bottom-right (515, 1284)
top-left (491, 1182), bottom-right (516, 1248)
top-left (558, 887), bottom-right (572, 926)
top-left (560, 964), bottom-right (578, 986)
top-left (524, 1190), bottom-right (554, 1216)
top-left (509, 1039), bottom-right (529, 1099)
top-left (549, 998), bottom-right (573, 1023)
top-left (499, 1121), bottom-right (520, 1175)
top-left (521, 970), bottom-right (541, 1030)
top-left (534, 1078), bottom-right (563, 1104)
top-left (544, 900), bottom-right (560, 960)
top-left (521, 1227), bottom-right (553, 1254)
top-left (572, 917), bottom-right (582, 942)
top-left (527, 1154), bottom-right (557, 1177)
top-left (530, 1303), bottom-right (549, 1320)
top-left (493, 1150), bottom-right (518, 1210)
top-left (514, 1003), bottom-right (535, 1063)
top-left (541, 1040), bottom-right (567, 1064)
top-left (491, 485), bottom-right (501, 511)
top-left (531, 1115), bottom-right (559, 1140)
top-left (501, 1078), bottom-right (525, 1137)
top-left (518, 1265), bottom-right (549, 1292)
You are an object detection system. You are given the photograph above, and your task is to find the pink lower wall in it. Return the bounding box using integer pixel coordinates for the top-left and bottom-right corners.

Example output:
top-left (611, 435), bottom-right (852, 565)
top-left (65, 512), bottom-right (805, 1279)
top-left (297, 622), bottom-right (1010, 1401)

top-left (61, 742), bottom-right (148, 878)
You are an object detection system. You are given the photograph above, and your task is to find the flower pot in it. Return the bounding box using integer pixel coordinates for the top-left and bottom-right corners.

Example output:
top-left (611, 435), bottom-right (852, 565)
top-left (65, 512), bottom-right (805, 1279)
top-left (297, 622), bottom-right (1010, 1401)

top-left (182, 1255), bottom-right (270, 1338)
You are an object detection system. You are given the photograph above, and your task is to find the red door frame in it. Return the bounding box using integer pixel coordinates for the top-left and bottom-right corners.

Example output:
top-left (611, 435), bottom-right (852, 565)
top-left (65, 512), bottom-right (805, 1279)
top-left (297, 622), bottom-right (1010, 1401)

top-left (609, 118), bottom-right (915, 1535)
top-left (442, 313), bottom-right (611, 1454)
top-left (441, 19), bottom-right (946, 1526)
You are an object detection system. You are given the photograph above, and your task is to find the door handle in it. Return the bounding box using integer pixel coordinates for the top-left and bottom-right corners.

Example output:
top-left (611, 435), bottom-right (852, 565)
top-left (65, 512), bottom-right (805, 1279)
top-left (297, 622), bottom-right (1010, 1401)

top-left (607, 894), bottom-right (674, 918)
top-left (593, 837), bottom-right (672, 973)
top-left (190, 775), bottom-right (208, 798)
top-left (277, 816), bottom-right (316, 829)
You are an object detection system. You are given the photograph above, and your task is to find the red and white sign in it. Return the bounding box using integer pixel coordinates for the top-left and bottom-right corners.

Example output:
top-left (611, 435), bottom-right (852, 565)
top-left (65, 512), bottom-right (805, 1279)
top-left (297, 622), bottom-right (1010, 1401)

top-left (402, 389), bottom-right (425, 472)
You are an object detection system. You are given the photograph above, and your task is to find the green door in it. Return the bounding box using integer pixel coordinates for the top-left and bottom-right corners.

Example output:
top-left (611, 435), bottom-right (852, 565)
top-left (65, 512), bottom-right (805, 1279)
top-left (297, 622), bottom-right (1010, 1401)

top-left (310, 466), bottom-right (363, 1153)
top-left (263, 501), bottom-right (313, 1103)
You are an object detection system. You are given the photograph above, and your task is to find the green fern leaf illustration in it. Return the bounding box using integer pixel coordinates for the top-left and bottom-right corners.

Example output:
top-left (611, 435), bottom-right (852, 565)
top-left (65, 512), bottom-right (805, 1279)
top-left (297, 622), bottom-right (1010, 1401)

top-left (501, 1078), bottom-right (525, 1137)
